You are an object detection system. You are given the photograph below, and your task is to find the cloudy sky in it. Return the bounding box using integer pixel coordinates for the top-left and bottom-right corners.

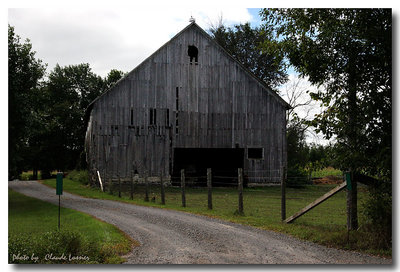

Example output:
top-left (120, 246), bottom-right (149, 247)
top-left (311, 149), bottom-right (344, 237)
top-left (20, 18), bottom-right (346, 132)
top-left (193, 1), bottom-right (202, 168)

top-left (8, 8), bottom-right (262, 77)
top-left (7, 7), bottom-right (333, 144)
top-left (9, 5), bottom-right (396, 145)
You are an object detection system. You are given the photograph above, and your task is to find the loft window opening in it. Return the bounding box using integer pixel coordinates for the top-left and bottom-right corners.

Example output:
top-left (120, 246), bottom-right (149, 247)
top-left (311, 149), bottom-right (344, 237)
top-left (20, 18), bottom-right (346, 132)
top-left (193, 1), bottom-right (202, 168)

top-left (248, 148), bottom-right (263, 159)
top-left (187, 45), bottom-right (198, 65)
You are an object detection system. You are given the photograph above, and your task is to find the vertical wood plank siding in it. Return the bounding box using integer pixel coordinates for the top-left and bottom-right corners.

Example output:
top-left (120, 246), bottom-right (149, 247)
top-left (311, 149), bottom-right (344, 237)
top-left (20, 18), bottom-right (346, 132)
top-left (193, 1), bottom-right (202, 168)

top-left (85, 23), bottom-right (288, 183)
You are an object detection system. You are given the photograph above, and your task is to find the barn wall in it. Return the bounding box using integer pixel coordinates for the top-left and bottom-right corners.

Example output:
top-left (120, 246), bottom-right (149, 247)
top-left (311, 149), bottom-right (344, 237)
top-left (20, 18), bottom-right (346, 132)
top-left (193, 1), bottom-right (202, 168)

top-left (86, 23), bottom-right (287, 184)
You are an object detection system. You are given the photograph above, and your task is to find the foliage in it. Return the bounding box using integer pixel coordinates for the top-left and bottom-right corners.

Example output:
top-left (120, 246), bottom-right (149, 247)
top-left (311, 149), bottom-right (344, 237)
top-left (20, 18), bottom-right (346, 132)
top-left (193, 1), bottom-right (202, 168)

top-left (260, 8), bottom-right (392, 181)
top-left (209, 22), bottom-right (288, 89)
top-left (8, 24), bottom-right (127, 177)
top-left (66, 170), bottom-right (90, 185)
top-left (8, 25), bottom-right (46, 179)
top-left (261, 7), bottom-right (392, 239)
top-left (42, 63), bottom-right (105, 171)
top-left (286, 123), bottom-right (308, 170)
top-left (361, 181), bottom-right (392, 250)
top-left (104, 69), bottom-right (125, 90)
top-left (311, 167), bottom-right (342, 179)
top-left (8, 189), bottom-right (132, 264)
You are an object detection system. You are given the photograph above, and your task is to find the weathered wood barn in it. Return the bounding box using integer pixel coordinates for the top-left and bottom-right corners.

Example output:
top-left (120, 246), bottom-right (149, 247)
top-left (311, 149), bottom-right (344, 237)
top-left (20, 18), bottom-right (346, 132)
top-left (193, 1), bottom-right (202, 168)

top-left (85, 22), bottom-right (289, 186)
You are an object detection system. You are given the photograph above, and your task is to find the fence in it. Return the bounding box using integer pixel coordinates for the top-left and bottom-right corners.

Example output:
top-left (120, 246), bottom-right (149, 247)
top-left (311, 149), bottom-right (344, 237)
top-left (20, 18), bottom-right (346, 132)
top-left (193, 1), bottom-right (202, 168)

top-left (93, 167), bottom-right (357, 233)
top-left (94, 168), bottom-right (344, 217)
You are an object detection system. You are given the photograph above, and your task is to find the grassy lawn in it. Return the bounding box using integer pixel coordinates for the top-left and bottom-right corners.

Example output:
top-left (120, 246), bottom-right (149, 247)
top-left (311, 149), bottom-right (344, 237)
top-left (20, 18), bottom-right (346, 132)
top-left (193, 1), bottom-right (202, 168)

top-left (8, 189), bottom-right (134, 264)
top-left (41, 176), bottom-right (391, 258)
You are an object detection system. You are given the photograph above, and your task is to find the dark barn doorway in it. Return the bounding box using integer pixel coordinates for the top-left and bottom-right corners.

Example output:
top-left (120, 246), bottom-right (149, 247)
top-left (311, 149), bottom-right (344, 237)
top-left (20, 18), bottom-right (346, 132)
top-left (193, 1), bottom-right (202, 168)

top-left (172, 148), bottom-right (244, 187)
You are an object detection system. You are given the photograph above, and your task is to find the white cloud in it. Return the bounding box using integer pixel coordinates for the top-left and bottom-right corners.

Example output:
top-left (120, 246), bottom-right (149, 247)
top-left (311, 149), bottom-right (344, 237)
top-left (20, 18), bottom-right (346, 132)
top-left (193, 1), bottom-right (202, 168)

top-left (8, 8), bottom-right (253, 77)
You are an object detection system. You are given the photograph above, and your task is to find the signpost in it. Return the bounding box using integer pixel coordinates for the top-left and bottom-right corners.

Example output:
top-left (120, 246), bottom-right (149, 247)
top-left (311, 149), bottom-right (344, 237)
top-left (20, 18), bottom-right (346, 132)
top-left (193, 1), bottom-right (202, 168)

top-left (56, 172), bottom-right (63, 230)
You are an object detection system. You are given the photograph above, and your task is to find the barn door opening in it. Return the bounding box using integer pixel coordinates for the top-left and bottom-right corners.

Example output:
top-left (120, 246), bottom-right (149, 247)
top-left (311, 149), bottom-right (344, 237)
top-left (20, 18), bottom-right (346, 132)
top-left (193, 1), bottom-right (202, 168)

top-left (172, 148), bottom-right (244, 187)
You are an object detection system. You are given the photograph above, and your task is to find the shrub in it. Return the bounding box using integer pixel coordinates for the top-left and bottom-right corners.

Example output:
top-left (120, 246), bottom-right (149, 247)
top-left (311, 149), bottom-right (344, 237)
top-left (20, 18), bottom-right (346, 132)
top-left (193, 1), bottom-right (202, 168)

top-left (286, 166), bottom-right (310, 187)
top-left (9, 230), bottom-right (98, 264)
top-left (66, 170), bottom-right (90, 185)
top-left (361, 181), bottom-right (392, 251)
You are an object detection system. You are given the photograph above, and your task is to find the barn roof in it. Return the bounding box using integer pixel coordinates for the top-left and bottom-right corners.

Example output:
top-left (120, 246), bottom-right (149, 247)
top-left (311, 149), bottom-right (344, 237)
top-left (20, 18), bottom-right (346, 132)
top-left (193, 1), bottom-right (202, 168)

top-left (86, 22), bottom-right (290, 120)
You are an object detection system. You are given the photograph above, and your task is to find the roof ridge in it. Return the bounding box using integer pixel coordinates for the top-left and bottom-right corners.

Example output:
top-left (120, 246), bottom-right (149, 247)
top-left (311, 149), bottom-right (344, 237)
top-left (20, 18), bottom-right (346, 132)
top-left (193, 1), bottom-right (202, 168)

top-left (86, 21), bottom-right (290, 119)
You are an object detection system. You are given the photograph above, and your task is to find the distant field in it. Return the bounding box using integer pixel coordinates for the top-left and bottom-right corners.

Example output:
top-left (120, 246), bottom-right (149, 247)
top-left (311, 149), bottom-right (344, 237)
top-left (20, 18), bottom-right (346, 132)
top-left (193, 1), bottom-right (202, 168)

top-left (8, 189), bottom-right (133, 264)
top-left (42, 175), bottom-right (389, 257)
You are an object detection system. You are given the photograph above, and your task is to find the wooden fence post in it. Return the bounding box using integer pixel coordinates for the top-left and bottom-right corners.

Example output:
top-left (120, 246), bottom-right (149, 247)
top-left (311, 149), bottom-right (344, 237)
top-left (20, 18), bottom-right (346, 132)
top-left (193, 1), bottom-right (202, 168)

top-left (109, 174), bottom-right (113, 195)
top-left (207, 168), bottom-right (212, 210)
top-left (144, 175), bottom-right (149, 202)
top-left (103, 170), bottom-right (107, 192)
top-left (118, 176), bottom-right (121, 198)
top-left (346, 171), bottom-right (358, 230)
top-left (281, 166), bottom-right (286, 221)
top-left (238, 168), bottom-right (244, 215)
top-left (130, 171), bottom-right (134, 200)
top-left (181, 169), bottom-right (186, 207)
top-left (160, 175), bottom-right (165, 205)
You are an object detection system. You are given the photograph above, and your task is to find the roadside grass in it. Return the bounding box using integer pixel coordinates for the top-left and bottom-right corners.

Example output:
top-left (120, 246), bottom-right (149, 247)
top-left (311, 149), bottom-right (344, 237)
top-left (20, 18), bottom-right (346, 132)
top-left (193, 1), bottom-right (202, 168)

top-left (42, 177), bottom-right (391, 258)
top-left (8, 189), bottom-right (134, 264)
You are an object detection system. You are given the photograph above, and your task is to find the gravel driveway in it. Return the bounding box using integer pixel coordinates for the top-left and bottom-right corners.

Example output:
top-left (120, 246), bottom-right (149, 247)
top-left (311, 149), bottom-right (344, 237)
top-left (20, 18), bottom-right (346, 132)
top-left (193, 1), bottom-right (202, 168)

top-left (9, 180), bottom-right (391, 264)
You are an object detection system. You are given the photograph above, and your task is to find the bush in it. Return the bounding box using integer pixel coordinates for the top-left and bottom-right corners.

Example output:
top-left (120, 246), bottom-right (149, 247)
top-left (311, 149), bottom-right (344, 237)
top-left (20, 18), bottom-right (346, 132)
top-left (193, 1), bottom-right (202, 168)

top-left (9, 229), bottom-right (95, 264)
top-left (361, 181), bottom-right (392, 251)
top-left (66, 170), bottom-right (90, 185)
top-left (286, 166), bottom-right (310, 187)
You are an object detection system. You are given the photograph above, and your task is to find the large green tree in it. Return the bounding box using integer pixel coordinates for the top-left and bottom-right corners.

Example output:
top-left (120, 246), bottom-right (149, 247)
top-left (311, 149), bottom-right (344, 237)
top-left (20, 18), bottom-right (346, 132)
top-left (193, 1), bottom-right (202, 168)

top-left (261, 8), bottom-right (391, 233)
top-left (261, 9), bottom-right (391, 180)
top-left (8, 25), bottom-right (46, 179)
top-left (43, 63), bottom-right (105, 172)
top-left (209, 22), bottom-right (288, 89)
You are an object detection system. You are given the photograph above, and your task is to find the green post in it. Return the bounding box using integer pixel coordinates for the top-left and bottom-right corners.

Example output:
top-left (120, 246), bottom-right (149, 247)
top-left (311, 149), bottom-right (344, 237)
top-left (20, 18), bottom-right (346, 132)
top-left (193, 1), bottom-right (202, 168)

top-left (56, 172), bottom-right (63, 196)
top-left (56, 172), bottom-right (63, 230)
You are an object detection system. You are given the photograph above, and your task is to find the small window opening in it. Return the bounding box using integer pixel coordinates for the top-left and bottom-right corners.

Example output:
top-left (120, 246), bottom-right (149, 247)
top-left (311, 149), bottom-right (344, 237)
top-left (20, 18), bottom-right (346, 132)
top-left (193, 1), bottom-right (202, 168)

top-left (149, 108), bottom-right (156, 126)
top-left (248, 148), bottom-right (263, 159)
top-left (187, 45), bottom-right (198, 65)
top-left (165, 109), bottom-right (170, 126)
top-left (176, 87), bottom-right (179, 111)
top-left (130, 109), bottom-right (134, 125)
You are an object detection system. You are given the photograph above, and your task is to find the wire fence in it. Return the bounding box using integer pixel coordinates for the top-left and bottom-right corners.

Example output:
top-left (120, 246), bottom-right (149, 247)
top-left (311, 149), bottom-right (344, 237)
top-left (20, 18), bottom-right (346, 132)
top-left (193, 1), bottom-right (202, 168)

top-left (98, 172), bottom-right (347, 231)
top-left (93, 168), bottom-right (352, 231)
top-left (95, 169), bottom-right (343, 220)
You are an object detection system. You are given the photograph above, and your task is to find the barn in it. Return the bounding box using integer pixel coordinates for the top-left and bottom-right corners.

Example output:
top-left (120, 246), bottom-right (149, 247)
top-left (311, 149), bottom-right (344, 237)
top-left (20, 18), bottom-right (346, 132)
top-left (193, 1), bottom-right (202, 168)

top-left (85, 21), bottom-right (290, 186)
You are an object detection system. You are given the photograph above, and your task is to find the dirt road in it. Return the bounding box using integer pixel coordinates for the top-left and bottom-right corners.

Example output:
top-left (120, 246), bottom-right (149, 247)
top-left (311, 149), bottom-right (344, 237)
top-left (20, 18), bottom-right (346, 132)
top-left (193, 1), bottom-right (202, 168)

top-left (8, 180), bottom-right (391, 264)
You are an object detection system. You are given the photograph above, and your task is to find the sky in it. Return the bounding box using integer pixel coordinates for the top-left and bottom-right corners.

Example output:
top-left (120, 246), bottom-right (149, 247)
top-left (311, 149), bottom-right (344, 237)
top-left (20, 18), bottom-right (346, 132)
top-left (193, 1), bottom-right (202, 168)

top-left (6, 5), bottom-right (398, 146)
top-left (8, 8), bottom-right (263, 78)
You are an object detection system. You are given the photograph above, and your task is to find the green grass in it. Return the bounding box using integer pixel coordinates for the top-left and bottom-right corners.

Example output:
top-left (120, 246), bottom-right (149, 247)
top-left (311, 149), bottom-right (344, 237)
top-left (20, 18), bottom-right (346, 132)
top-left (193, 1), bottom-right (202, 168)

top-left (8, 189), bottom-right (134, 264)
top-left (41, 177), bottom-right (391, 258)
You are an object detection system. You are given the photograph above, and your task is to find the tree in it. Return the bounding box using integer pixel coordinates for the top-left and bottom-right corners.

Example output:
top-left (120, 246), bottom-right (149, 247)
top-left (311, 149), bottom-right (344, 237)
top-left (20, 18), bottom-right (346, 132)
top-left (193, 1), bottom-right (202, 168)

top-left (44, 64), bottom-right (105, 171)
top-left (261, 8), bottom-right (391, 232)
top-left (8, 25), bottom-right (46, 179)
top-left (104, 69), bottom-right (125, 90)
top-left (209, 22), bottom-right (288, 89)
top-left (260, 9), bottom-right (391, 180)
